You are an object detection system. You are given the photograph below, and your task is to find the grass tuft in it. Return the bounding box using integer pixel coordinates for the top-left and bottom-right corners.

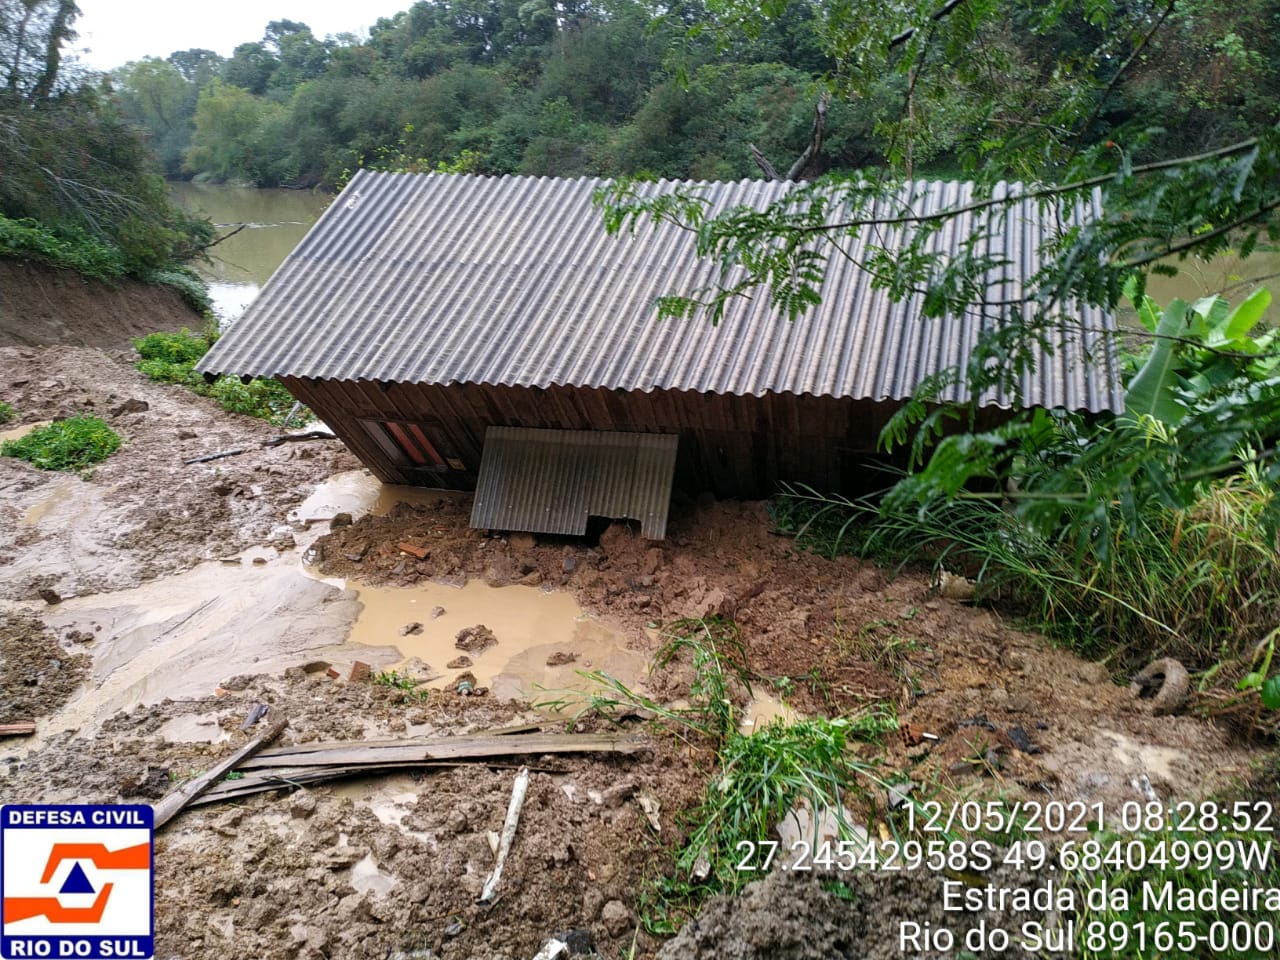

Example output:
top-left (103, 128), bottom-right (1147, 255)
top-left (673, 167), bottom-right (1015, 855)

top-left (0, 415), bottom-right (121, 472)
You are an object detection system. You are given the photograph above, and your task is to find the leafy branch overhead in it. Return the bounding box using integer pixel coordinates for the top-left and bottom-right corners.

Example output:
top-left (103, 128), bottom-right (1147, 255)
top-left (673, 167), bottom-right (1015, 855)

top-left (599, 0), bottom-right (1280, 537)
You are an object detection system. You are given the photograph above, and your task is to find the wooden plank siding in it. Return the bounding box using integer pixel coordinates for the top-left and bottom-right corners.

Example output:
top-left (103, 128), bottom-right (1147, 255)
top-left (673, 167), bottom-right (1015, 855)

top-left (282, 377), bottom-right (1006, 498)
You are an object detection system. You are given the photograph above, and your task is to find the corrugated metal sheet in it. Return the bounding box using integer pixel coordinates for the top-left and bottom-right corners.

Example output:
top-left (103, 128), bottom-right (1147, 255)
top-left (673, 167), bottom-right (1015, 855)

top-left (470, 427), bottom-right (678, 539)
top-left (197, 171), bottom-right (1122, 412)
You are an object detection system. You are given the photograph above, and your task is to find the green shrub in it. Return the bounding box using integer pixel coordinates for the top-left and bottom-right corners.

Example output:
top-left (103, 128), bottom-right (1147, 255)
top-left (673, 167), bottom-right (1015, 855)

top-left (133, 329), bottom-right (214, 365)
top-left (1, 415), bottom-right (122, 471)
top-left (0, 215), bottom-right (129, 283)
top-left (0, 401), bottom-right (15, 425)
top-left (208, 376), bottom-right (299, 424)
top-left (133, 328), bottom-right (308, 427)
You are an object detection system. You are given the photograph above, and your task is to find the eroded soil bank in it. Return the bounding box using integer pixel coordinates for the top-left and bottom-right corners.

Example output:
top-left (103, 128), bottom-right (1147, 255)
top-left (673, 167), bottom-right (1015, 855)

top-left (1, 343), bottom-right (1272, 960)
top-left (0, 261), bottom-right (207, 349)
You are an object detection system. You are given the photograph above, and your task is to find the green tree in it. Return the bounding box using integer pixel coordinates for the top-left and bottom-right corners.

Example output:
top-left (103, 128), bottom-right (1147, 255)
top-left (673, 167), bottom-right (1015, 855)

top-left (185, 78), bottom-right (285, 183)
top-left (114, 57), bottom-right (192, 175)
top-left (1, 1), bottom-right (211, 276)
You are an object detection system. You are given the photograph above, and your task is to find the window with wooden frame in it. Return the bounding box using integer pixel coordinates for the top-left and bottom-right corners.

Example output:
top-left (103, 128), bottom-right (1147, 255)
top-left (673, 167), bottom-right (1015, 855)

top-left (361, 420), bottom-right (467, 472)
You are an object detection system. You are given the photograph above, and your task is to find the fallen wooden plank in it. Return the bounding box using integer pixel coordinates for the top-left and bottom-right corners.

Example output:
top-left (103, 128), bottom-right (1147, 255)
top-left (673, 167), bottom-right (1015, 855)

top-left (0, 721), bottom-right (37, 737)
top-left (191, 761), bottom-right (461, 804)
top-left (152, 716), bottom-right (288, 829)
top-left (240, 733), bottom-right (648, 770)
top-left (214, 722), bottom-right (547, 757)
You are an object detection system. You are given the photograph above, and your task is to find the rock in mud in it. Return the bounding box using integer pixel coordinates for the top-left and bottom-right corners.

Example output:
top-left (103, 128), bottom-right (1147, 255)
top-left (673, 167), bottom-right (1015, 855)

top-left (455, 624), bottom-right (498, 654)
top-left (330, 512), bottom-right (353, 530)
top-left (446, 656), bottom-right (473, 669)
top-left (600, 900), bottom-right (632, 938)
top-left (120, 766), bottom-right (171, 799)
top-left (545, 651), bottom-right (577, 667)
top-left (400, 622), bottom-right (424, 636)
top-left (110, 398), bottom-right (149, 416)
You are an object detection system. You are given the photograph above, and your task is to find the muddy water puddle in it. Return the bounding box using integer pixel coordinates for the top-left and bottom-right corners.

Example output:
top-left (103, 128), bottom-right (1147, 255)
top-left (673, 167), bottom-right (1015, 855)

top-left (331, 775), bottom-right (436, 847)
top-left (348, 579), bottom-right (649, 704)
top-left (0, 419), bottom-right (52, 444)
top-left (290, 469), bottom-right (461, 525)
top-left (23, 477), bottom-right (79, 525)
top-left (18, 468), bottom-right (643, 748)
top-left (739, 690), bottom-right (798, 735)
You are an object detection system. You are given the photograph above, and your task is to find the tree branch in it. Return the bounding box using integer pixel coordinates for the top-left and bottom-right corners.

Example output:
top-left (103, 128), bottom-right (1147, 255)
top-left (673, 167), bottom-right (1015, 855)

top-left (1068, 0), bottom-right (1178, 160)
top-left (888, 0), bottom-right (970, 50)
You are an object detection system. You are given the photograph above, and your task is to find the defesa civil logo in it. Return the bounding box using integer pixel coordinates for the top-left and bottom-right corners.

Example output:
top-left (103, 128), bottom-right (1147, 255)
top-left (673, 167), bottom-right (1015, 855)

top-left (1, 805), bottom-right (153, 959)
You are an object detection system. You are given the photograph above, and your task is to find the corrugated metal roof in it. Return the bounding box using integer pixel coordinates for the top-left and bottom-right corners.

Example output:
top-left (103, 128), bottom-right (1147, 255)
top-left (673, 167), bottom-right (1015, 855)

top-left (470, 427), bottom-right (678, 539)
top-left (197, 171), bottom-right (1122, 412)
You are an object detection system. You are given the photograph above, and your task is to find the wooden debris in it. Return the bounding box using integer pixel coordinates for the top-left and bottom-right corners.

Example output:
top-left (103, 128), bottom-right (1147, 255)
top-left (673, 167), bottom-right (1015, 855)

top-left (480, 766), bottom-right (530, 903)
top-left (0, 721), bottom-right (37, 737)
top-left (183, 431), bottom-right (337, 466)
top-left (240, 731), bottom-right (647, 770)
top-left (260, 430), bottom-right (336, 447)
top-left (350, 660), bottom-right (371, 683)
top-left (182, 448), bottom-right (247, 465)
top-left (152, 716), bottom-right (288, 829)
top-left (187, 731), bottom-right (646, 806)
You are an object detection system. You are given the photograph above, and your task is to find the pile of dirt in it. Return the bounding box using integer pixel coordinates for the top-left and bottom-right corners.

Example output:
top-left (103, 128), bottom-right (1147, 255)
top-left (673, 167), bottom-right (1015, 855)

top-left (0, 612), bottom-right (89, 723)
top-left (0, 259), bottom-right (206, 349)
top-left (4, 670), bottom-right (704, 960)
top-left (0, 343), bottom-right (1270, 960)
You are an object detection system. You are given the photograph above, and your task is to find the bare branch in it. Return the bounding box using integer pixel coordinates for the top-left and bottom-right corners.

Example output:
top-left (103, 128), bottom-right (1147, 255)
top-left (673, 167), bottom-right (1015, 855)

top-left (888, 0), bottom-right (970, 50)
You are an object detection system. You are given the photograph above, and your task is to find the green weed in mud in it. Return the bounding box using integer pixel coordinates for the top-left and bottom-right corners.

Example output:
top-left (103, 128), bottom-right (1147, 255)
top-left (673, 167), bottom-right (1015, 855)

top-left (374, 669), bottom-right (430, 704)
top-left (0, 414), bottom-right (121, 472)
top-left (775, 475), bottom-right (1280, 689)
top-left (536, 616), bottom-right (900, 934)
top-left (0, 401), bottom-right (15, 425)
top-left (1067, 818), bottom-right (1280, 960)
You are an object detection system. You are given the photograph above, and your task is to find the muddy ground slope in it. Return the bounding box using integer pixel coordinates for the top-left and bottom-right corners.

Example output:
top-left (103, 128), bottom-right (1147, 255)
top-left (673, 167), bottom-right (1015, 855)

top-left (0, 342), bottom-right (1270, 960)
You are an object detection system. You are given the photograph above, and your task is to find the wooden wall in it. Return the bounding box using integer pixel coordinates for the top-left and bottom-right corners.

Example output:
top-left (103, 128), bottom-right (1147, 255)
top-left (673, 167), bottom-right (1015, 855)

top-left (282, 378), bottom-right (1003, 498)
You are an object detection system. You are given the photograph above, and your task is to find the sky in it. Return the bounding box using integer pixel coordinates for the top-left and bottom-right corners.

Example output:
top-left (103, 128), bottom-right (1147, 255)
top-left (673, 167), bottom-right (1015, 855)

top-left (73, 0), bottom-right (417, 70)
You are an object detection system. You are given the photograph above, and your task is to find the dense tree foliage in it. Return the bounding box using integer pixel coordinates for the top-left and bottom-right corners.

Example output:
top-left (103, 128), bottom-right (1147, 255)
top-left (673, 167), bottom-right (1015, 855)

top-left (109, 1), bottom-right (1280, 191)
top-left (0, 0), bottom-right (211, 280)
top-left (110, 0), bottom-right (881, 186)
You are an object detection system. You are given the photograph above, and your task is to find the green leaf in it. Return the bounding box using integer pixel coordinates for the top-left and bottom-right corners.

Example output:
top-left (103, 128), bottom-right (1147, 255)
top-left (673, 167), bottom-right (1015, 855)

top-left (1222, 287), bottom-right (1272, 341)
top-left (1261, 676), bottom-right (1280, 711)
top-left (1125, 299), bottom-right (1189, 424)
top-left (1237, 670), bottom-right (1263, 692)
